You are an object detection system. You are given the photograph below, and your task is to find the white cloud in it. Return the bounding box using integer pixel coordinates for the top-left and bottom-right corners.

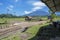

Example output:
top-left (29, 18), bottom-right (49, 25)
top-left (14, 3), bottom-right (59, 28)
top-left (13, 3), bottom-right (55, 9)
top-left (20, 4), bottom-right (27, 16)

top-left (32, 1), bottom-right (46, 11)
top-left (24, 11), bottom-right (31, 14)
top-left (33, 2), bottom-right (45, 10)
top-left (7, 8), bottom-right (13, 11)
top-left (33, 2), bottom-right (46, 7)
top-left (7, 5), bottom-right (14, 11)
top-left (0, 3), bottom-right (3, 5)
top-left (24, 7), bottom-right (41, 14)
top-left (24, 1), bottom-right (46, 14)
top-left (9, 5), bottom-right (14, 8)
top-left (32, 7), bottom-right (42, 11)
top-left (15, 0), bottom-right (19, 2)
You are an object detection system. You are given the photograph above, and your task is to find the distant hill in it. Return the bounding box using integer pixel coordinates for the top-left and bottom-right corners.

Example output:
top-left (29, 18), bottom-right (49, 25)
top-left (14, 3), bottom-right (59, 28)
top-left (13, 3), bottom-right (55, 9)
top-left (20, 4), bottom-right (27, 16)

top-left (0, 14), bottom-right (20, 18)
top-left (24, 10), bottom-right (49, 16)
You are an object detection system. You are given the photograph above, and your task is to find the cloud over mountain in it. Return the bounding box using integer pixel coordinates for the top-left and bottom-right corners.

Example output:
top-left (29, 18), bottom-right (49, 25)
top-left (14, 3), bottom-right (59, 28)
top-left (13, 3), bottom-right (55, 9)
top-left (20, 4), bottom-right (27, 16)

top-left (24, 1), bottom-right (46, 14)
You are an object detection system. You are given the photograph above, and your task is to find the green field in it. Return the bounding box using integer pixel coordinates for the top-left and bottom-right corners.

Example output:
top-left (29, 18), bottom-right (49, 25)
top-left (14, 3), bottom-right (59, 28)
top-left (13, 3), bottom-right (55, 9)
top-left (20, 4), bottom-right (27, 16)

top-left (1, 22), bottom-right (49, 40)
top-left (0, 16), bottom-right (60, 23)
top-left (0, 18), bottom-right (25, 23)
top-left (0, 17), bottom-right (60, 40)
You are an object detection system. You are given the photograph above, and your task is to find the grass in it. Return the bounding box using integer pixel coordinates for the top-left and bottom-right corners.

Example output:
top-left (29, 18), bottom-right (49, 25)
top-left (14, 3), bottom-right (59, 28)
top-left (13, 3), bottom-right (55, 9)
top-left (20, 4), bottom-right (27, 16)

top-left (0, 17), bottom-right (60, 40)
top-left (0, 17), bottom-right (60, 23)
top-left (1, 22), bottom-right (49, 40)
top-left (1, 30), bottom-right (21, 40)
top-left (1, 35), bottom-right (21, 40)
top-left (0, 18), bottom-right (25, 29)
top-left (24, 23), bottom-right (49, 39)
top-left (0, 18), bottom-right (25, 23)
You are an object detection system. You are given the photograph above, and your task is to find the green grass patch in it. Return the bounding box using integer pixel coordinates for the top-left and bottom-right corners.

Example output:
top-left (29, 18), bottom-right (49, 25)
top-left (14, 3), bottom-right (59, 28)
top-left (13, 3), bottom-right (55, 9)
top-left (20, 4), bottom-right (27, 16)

top-left (0, 18), bottom-right (25, 23)
top-left (24, 23), bottom-right (49, 39)
top-left (1, 31), bottom-right (21, 40)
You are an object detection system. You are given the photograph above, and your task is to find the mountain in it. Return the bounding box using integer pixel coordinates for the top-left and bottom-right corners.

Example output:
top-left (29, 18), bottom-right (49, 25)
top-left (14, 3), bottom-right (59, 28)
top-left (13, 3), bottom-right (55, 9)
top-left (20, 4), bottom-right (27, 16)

top-left (24, 10), bottom-right (49, 16)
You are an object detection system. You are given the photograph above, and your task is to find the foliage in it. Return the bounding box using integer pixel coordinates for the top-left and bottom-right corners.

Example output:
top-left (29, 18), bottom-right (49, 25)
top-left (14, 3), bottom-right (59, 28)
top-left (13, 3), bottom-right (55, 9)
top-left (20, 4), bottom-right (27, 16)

top-left (49, 10), bottom-right (56, 22)
top-left (51, 13), bottom-right (56, 19)
top-left (0, 14), bottom-right (22, 18)
top-left (49, 10), bottom-right (54, 18)
top-left (24, 23), bottom-right (49, 39)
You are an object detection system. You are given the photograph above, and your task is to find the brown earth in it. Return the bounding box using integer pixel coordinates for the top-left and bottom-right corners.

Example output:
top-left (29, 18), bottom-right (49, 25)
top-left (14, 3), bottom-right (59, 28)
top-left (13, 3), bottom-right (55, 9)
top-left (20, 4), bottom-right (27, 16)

top-left (0, 21), bottom-right (47, 39)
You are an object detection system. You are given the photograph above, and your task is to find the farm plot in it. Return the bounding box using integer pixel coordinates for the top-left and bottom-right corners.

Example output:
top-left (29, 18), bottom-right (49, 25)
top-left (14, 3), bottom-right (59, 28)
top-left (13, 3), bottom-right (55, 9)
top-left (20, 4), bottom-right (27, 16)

top-left (0, 21), bottom-right (47, 40)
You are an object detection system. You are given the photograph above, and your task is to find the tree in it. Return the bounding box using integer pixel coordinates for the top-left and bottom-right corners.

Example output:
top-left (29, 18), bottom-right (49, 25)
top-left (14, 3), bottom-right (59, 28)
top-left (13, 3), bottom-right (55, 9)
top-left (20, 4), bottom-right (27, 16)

top-left (49, 10), bottom-right (56, 22)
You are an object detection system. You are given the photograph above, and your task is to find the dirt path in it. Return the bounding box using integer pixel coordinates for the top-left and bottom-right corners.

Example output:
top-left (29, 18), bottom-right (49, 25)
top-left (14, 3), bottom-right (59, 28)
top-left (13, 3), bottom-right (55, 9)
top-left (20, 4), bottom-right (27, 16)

top-left (0, 21), bottom-right (47, 39)
top-left (13, 21), bottom-right (46, 28)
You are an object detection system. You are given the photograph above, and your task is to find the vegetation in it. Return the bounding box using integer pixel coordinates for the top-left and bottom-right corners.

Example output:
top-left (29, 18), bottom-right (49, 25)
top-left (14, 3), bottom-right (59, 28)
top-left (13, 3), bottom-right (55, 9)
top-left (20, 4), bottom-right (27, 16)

top-left (0, 14), bottom-right (25, 18)
top-left (1, 22), bottom-right (49, 40)
top-left (48, 10), bottom-right (57, 22)
top-left (25, 23), bottom-right (49, 39)
top-left (0, 13), bottom-right (60, 40)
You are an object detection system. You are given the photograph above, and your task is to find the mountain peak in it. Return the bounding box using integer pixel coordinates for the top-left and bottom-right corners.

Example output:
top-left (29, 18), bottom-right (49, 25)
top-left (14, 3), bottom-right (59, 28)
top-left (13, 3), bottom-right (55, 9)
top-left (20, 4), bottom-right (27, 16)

top-left (24, 10), bottom-right (49, 16)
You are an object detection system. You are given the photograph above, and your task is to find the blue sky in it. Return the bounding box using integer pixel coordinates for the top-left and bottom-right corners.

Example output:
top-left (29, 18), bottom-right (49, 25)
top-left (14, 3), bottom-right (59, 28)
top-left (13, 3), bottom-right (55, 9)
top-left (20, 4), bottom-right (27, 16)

top-left (0, 0), bottom-right (54, 16)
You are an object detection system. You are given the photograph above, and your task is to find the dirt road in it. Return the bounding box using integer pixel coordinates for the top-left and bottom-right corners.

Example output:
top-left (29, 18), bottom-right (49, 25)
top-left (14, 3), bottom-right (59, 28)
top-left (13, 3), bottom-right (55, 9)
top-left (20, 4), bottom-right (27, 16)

top-left (13, 21), bottom-right (46, 28)
top-left (0, 21), bottom-right (47, 39)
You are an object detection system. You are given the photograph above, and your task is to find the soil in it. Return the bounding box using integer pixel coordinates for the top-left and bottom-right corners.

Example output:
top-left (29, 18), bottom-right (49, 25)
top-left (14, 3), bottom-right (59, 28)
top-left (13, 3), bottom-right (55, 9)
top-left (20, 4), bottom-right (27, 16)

top-left (0, 21), bottom-right (47, 39)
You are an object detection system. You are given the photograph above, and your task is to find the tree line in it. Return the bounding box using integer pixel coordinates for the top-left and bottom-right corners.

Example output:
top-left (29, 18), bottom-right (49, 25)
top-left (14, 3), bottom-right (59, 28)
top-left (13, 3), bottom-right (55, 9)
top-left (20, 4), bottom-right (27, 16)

top-left (0, 14), bottom-right (22, 18)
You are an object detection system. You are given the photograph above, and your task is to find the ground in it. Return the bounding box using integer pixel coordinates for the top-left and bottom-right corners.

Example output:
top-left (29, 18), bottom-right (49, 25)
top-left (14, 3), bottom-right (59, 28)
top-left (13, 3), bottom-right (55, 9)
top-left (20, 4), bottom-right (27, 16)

top-left (0, 17), bottom-right (60, 40)
top-left (0, 18), bottom-right (47, 40)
